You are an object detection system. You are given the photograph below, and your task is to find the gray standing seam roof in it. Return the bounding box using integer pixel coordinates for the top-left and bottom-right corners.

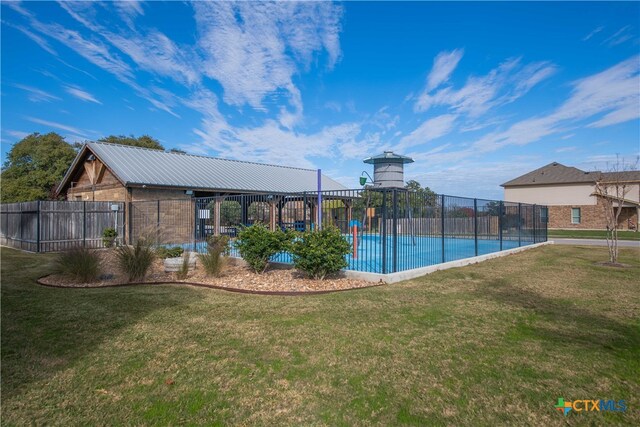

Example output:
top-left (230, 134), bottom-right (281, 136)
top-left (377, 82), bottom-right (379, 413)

top-left (61, 142), bottom-right (347, 194)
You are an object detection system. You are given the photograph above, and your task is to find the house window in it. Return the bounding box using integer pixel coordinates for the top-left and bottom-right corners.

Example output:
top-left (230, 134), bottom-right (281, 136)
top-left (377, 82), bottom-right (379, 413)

top-left (540, 207), bottom-right (548, 223)
top-left (571, 208), bottom-right (581, 224)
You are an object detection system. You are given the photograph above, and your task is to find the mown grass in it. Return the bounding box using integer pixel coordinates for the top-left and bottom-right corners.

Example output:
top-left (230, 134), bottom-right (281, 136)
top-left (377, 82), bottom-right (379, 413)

top-left (549, 229), bottom-right (640, 240)
top-left (1, 245), bottom-right (639, 425)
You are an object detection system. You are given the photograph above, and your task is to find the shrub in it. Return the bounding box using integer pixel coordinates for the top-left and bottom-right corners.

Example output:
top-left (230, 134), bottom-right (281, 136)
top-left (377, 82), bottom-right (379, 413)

top-left (155, 246), bottom-right (184, 259)
top-left (115, 238), bottom-right (156, 282)
top-left (235, 224), bottom-right (293, 273)
top-left (291, 226), bottom-right (350, 280)
top-left (102, 228), bottom-right (118, 248)
top-left (198, 235), bottom-right (229, 277)
top-left (54, 246), bottom-right (102, 283)
top-left (176, 251), bottom-right (191, 280)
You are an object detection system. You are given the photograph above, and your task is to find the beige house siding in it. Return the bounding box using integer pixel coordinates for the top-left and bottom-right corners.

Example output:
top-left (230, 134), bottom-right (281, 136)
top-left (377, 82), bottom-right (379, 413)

top-left (504, 184), bottom-right (596, 206)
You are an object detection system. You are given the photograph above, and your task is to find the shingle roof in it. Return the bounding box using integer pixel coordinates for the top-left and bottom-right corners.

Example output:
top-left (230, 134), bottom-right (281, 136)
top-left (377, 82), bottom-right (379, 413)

top-left (501, 162), bottom-right (640, 187)
top-left (58, 142), bottom-right (348, 194)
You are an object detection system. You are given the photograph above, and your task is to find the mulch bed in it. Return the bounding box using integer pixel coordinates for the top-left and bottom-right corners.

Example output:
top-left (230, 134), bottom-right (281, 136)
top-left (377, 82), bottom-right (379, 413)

top-left (593, 261), bottom-right (634, 268)
top-left (38, 250), bottom-right (383, 295)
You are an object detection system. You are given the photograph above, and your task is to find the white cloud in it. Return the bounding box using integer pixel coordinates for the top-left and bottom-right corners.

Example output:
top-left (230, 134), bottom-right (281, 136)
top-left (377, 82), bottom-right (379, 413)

top-left (602, 26), bottom-right (635, 47)
top-left (408, 159), bottom-right (542, 199)
top-left (324, 101), bottom-right (342, 112)
top-left (6, 130), bottom-right (30, 140)
top-left (426, 48), bottom-right (464, 91)
top-left (554, 55), bottom-right (639, 124)
top-left (583, 26), bottom-right (604, 41)
top-left (555, 146), bottom-right (577, 153)
top-left (193, 1), bottom-right (342, 115)
top-left (64, 85), bottom-right (101, 104)
top-left (113, 0), bottom-right (144, 28)
top-left (26, 116), bottom-right (88, 136)
top-left (29, 20), bottom-right (135, 82)
top-left (3, 21), bottom-right (58, 55)
top-left (12, 84), bottom-right (61, 103)
top-left (104, 30), bottom-right (200, 86)
top-left (416, 55), bottom-right (640, 165)
top-left (415, 57), bottom-right (557, 117)
top-left (396, 114), bottom-right (457, 151)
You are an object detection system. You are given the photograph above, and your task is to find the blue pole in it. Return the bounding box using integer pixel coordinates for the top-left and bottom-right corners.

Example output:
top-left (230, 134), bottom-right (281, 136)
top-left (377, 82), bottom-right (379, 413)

top-left (317, 169), bottom-right (322, 230)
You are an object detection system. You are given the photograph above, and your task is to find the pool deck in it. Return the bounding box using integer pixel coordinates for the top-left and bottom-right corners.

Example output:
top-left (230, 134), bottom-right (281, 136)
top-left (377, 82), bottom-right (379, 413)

top-left (342, 241), bottom-right (554, 283)
top-left (227, 241), bottom-right (553, 284)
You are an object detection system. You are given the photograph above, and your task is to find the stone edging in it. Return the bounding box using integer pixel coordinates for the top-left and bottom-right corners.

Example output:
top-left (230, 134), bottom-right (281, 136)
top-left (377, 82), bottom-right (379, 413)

top-left (35, 275), bottom-right (387, 296)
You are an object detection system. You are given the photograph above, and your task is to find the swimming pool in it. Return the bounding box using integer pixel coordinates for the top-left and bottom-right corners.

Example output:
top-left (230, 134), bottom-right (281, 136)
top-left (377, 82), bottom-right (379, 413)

top-left (186, 233), bottom-right (536, 274)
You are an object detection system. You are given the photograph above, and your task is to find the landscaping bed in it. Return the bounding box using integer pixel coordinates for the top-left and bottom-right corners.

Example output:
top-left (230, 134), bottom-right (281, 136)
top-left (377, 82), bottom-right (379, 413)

top-left (38, 249), bottom-right (374, 293)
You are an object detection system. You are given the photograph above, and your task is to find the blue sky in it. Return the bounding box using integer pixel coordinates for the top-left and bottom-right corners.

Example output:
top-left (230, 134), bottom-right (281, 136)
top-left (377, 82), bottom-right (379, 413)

top-left (1, 1), bottom-right (639, 199)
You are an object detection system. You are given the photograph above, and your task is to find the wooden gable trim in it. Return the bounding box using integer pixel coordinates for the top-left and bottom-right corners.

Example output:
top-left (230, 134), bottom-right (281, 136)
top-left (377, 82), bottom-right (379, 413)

top-left (56, 144), bottom-right (127, 196)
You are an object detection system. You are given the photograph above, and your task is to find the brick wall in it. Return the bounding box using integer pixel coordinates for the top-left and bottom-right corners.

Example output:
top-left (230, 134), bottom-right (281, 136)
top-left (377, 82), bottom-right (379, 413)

top-left (549, 197), bottom-right (638, 230)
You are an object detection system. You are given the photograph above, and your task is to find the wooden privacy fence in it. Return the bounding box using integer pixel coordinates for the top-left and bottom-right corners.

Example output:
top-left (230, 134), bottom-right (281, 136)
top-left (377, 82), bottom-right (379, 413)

top-left (0, 201), bottom-right (125, 252)
top-left (389, 216), bottom-right (500, 237)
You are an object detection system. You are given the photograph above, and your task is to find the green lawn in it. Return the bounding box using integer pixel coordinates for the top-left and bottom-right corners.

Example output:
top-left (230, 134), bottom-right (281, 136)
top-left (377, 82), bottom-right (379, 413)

top-left (2, 245), bottom-right (639, 425)
top-left (549, 229), bottom-right (640, 240)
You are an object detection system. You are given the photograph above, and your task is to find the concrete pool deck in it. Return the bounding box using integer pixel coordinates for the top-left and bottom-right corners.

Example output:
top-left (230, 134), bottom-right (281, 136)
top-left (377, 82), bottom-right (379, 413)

top-left (341, 241), bottom-right (554, 283)
top-left (228, 241), bottom-right (553, 284)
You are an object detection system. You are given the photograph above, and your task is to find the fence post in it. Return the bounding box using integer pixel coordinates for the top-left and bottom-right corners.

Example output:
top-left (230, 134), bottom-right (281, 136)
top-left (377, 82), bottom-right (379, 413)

top-left (392, 189), bottom-right (398, 273)
top-left (19, 202), bottom-right (23, 250)
top-left (474, 198), bottom-right (478, 257)
top-left (381, 190), bottom-right (387, 274)
top-left (120, 202), bottom-right (125, 247)
top-left (157, 200), bottom-right (161, 244)
top-left (193, 199), bottom-right (198, 251)
top-left (518, 203), bottom-right (522, 247)
top-left (128, 201), bottom-right (133, 245)
top-left (441, 194), bottom-right (445, 263)
top-left (499, 201), bottom-right (504, 251)
top-left (532, 204), bottom-right (537, 244)
top-left (303, 192), bottom-right (307, 231)
top-left (82, 201), bottom-right (87, 248)
top-left (36, 200), bottom-right (41, 253)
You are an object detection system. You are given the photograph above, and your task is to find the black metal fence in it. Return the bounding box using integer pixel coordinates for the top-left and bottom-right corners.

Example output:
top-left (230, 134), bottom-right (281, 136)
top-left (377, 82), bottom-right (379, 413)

top-left (0, 201), bottom-right (125, 252)
top-left (1, 189), bottom-right (547, 273)
top-left (123, 189), bottom-right (546, 274)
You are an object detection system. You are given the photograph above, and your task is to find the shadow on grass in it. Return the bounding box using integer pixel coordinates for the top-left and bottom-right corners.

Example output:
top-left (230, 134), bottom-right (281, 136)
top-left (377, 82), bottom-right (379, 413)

top-left (0, 248), bottom-right (204, 401)
top-left (476, 279), bottom-right (640, 356)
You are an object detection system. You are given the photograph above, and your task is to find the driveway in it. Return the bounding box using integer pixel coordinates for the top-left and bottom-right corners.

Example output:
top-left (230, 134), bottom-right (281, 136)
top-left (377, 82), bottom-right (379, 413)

top-left (551, 238), bottom-right (640, 248)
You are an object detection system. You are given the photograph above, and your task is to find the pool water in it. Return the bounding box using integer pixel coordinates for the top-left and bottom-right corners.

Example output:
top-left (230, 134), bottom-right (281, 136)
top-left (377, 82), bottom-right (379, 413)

top-left (185, 233), bottom-right (536, 274)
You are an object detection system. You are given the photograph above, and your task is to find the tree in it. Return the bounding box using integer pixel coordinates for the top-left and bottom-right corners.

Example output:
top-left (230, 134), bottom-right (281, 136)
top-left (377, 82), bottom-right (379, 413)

top-left (98, 134), bottom-right (164, 150)
top-left (168, 148), bottom-right (187, 154)
top-left (1, 133), bottom-right (77, 202)
top-left (593, 156), bottom-right (640, 265)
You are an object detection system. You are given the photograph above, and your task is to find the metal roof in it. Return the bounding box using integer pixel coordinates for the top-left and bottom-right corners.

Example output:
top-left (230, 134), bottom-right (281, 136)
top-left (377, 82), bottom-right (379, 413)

top-left (58, 142), bottom-right (347, 194)
top-left (363, 151), bottom-right (414, 164)
top-left (502, 162), bottom-right (640, 187)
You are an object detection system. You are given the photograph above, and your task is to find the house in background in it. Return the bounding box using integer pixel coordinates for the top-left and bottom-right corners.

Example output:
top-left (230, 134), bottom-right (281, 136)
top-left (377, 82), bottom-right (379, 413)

top-left (502, 162), bottom-right (640, 230)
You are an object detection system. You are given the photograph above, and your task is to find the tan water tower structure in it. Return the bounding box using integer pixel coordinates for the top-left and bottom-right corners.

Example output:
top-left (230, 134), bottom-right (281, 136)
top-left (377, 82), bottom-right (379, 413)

top-left (362, 151), bottom-right (414, 188)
